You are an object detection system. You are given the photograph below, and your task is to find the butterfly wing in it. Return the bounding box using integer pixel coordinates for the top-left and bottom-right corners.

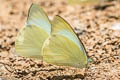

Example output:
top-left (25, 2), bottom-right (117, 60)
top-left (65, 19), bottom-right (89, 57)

top-left (52, 16), bottom-right (87, 58)
top-left (15, 4), bottom-right (51, 59)
top-left (27, 4), bottom-right (51, 34)
top-left (43, 16), bottom-right (88, 68)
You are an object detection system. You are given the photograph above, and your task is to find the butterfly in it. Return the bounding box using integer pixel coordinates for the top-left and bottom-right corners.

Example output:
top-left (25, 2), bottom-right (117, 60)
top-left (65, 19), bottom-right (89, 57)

top-left (15, 4), bottom-right (92, 68)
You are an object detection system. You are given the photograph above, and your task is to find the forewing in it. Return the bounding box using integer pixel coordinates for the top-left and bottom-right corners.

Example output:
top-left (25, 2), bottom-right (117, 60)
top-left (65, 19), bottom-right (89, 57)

top-left (52, 16), bottom-right (87, 57)
top-left (51, 15), bottom-right (73, 34)
top-left (26, 4), bottom-right (51, 34)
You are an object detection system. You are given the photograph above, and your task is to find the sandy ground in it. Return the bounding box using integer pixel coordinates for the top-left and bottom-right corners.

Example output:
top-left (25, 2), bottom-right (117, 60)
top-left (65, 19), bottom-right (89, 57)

top-left (0, 0), bottom-right (120, 80)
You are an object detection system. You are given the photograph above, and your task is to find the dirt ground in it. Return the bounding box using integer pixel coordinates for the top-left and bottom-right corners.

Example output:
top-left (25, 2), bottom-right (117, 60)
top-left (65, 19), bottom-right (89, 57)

top-left (0, 0), bottom-right (120, 80)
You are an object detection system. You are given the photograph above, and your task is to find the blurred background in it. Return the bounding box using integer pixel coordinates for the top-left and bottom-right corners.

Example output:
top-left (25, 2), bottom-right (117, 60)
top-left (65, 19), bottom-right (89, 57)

top-left (0, 0), bottom-right (120, 80)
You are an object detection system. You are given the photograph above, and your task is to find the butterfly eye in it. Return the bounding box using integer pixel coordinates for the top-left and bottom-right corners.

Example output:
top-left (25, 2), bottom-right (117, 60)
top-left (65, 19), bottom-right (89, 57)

top-left (52, 34), bottom-right (56, 37)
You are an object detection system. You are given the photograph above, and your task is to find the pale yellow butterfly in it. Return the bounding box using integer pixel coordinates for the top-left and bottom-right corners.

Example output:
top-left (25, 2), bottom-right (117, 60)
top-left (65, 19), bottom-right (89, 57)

top-left (15, 4), bottom-right (51, 59)
top-left (15, 4), bottom-right (92, 68)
